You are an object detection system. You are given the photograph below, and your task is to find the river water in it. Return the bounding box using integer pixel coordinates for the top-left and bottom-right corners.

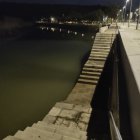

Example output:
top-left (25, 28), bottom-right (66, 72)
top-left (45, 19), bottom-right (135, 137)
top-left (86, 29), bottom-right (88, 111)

top-left (0, 25), bottom-right (96, 139)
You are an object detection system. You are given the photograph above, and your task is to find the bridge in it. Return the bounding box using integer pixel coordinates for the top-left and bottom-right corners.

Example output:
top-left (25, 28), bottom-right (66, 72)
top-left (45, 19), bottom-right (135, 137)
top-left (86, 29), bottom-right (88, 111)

top-left (3, 24), bottom-right (140, 140)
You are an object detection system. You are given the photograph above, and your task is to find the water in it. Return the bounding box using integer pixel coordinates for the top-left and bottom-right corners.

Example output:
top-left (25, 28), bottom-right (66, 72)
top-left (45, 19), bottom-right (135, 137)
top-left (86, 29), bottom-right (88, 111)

top-left (0, 25), bottom-right (95, 139)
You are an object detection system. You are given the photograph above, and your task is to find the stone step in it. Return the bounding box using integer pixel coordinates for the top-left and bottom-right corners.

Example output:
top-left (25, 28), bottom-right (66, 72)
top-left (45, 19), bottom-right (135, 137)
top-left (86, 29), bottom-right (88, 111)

top-left (95, 37), bottom-right (115, 40)
top-left (3, 136), bottom-right (23, 140)
top-left (89, 57), bottom-right (106, 61)
top-left (91, 48), bottom-right (110, 53)
top-left (55, 102), bottom-right (74, 110)
top-left (96, 33), bottom-right (116, 36)
top-left (17, 127), bottom-right (61, 140)
top-left (36, 121), bottom-right (87, 134)
top-left (15, 130), bottom-right (41, 140)
top-left (32, 124), bottom-right (80, 140)
top-left (84, 63), bottom-right (103, 69)
top-left (92, 47), bottom-right (110, 49)
top-left (83, 67), bottom-right (102, 72)
top-left (94, 41), bottom-right (113, 44)
top-left (95, 35), bottom-right (115, 38)
top-left (91, 45), bottom-right (111, 50)
top-left (79, 75), bottom-right (99, 81)
top-left (90, 52), bottom-right (109, 56)
top-left (91, 45), bottom-right (111, 49)
top-left (94, 37), bottom-right (113, 39)
top-left (33, 121), bottom-right (87, 139)
top-left (94, 38), bottom-right (113, 41)
top-left (55, 102), bottom-right (91, 113)
top-left (93, 44), bottom-right (111, 47)
top-left (78, 79), bottom-right (98, 85)
top-left (90, 54), bottom-right (108, 58)
top-left (81, 70), bottom-right (101, 76)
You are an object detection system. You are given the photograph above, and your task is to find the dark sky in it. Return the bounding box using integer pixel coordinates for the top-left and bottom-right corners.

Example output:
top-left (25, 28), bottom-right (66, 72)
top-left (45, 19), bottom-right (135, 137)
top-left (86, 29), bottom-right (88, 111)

top-left (0, 0), bottom-right (124, 5)
top-left (0, 0), bottom-right (139, 8)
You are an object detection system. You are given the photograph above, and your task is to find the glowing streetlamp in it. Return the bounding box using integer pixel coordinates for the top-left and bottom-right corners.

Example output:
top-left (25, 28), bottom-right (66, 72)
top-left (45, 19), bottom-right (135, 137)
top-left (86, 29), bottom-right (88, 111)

top-left (82, 34), bottom-right (84, 37)
top-left (118, 9), bottom-right (123, 23)
top-left (123, 6), bottom-right (126, 25)
top-left (125, 0), bottom-right (129, 21)
top-left (122, 0), bottom-right (130, 25)
top-left (75, 32), bottom-right (77, 35)
top-left (128, 0), bottom-right (132, 27)
top-left (136, 2), bottom-right (140, 30)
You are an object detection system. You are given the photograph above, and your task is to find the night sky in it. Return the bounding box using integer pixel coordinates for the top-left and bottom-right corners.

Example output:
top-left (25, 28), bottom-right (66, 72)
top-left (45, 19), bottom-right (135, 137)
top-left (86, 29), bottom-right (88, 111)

top-left (0, 0), bottom-right (139, 8)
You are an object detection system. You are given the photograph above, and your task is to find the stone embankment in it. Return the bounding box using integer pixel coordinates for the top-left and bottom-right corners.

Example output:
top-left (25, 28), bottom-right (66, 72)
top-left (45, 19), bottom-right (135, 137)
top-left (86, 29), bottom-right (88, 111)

top-left (3, 25), bottom-right (117, 140)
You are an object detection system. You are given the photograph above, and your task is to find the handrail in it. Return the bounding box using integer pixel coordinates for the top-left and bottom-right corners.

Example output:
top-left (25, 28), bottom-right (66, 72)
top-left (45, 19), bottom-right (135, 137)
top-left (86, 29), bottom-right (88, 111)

top-left (109, 111), bottom-right (122, 140)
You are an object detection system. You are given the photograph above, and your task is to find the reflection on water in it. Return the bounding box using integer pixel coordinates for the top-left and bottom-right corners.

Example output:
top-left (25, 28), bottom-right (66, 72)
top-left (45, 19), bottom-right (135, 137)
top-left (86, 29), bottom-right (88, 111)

top-left (0, 25), bottom-right (93, 139)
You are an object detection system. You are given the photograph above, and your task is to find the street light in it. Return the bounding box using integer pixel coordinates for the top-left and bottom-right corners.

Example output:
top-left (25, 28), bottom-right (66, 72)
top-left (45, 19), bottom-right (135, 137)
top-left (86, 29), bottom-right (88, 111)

top-left (123, 6), bottom-right (126, 25)
top-left (136, 2), bottom-right (140, 30)
top-left (128, 0), bottom-right (132, 27)
top-left (123, 0), bottom-right (130, 25)
top-left (117, 9), bottom-right (122, 23)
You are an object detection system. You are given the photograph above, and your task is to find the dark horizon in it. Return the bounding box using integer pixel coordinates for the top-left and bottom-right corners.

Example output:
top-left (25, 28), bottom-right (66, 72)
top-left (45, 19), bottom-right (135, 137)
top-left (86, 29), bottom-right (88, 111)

top-left (0, 0), bottom-right (139, 10)
top-left (0, 0), bottom-right (124, 6)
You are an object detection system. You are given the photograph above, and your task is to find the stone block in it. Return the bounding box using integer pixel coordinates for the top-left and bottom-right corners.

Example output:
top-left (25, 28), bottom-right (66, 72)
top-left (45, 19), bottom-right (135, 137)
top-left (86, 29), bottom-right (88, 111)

top-left (69, 121), bottom-right (77, 129)
top-left (55, 102), bottom-right (74, 110)
top-left (48, 107), bottom-right (61, 117)
top-left (43, 115), bottom-right (57, 124)
top-left (79, 113), bottom-right (90, 124)
top-left (32, 123), bottom-right (56, 133)
top-left (77, 122), bottom-right (86, 131)
top-left (73, 105), bottom-right (90, 113)
top-left (24, 127), bottom-right (54, 138)
top-left (15, 130), bottom-right (41, 140)
top-left (59, 109), bottom-right (79, 119)
top-left (37, 121), bottom-right (55, 128)
top-left (88, 108), bottom-right (92, 114)
top-left (55, 118), bottom-right (63, 125)
top-left (3, 136), bottom-right (22, 140)
top-left (55, 129), bottom-right (81, 139)
top-left (61, 119), bottom-right (70, 127)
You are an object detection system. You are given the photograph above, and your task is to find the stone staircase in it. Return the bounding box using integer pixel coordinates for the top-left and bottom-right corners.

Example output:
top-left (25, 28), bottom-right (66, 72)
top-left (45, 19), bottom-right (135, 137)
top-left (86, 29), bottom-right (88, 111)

top-left (3, 27), bottom-right (117, 140)
top-left (66, 32), bottom-right (116, 105)
top-left (4, 102), bottom-right (90, 140)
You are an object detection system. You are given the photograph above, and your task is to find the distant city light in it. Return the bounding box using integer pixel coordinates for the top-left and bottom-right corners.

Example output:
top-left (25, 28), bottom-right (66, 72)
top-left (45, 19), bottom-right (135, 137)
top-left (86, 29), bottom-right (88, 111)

top-left (51, 28), bottom-right (55, 32)
top-left (82, 34), bottom-right (84, 37)
top-left (50, 17), bottom-right (55, 22)
top-left (123, 6), bottom-right (126, 9)
top-left (40, 27), bottom-right (45, 30)
top-left (75, 32), bottom-right (77, 35)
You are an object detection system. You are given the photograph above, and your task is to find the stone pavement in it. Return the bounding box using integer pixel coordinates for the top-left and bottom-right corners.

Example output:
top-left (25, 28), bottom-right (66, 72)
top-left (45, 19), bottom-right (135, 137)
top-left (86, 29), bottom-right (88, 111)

top-left (3, 25), bottom-right (118, 140)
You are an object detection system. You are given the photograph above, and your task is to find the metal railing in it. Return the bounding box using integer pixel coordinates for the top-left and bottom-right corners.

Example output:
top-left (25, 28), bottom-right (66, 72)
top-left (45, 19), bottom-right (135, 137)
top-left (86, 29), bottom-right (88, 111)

top-left (109, 111), bottom-right (122, 140)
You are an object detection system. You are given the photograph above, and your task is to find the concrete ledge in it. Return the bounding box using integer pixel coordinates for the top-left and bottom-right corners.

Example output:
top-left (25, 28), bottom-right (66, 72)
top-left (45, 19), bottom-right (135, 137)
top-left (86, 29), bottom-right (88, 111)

top-left (99, 26), bottom-right (109, 33)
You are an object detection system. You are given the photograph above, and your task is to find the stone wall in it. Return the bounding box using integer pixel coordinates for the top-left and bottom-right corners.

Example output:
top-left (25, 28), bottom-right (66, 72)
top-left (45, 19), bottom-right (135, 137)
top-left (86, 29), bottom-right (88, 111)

top-left (119, 33), bottom-right (140, 140)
